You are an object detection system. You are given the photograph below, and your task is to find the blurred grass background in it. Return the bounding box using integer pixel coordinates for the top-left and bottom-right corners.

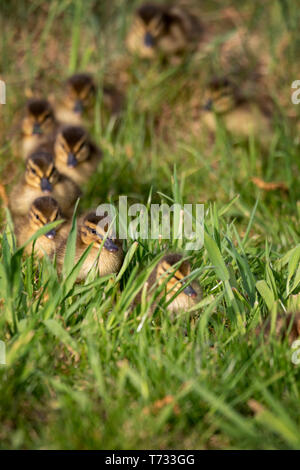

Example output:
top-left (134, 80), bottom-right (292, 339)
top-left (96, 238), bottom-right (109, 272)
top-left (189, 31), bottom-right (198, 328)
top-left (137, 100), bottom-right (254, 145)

top-left (0, 0), bottom-right (300, 450)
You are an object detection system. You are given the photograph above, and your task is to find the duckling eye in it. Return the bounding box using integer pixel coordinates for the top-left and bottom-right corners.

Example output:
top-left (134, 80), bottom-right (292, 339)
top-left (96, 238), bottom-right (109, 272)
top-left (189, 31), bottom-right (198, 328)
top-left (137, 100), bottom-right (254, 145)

top-left (42, 113), bottom-right (51, 123)
top-left (91, 229), bottom-right (97, 235)
top-left (35, 214), bottom-right (40, 221)
top-left (60, 142), bottom-right (69, 153)
top-left (77, 141), bottom-right (86, 152)
top-left (31, 168), bottom-right (37, 175)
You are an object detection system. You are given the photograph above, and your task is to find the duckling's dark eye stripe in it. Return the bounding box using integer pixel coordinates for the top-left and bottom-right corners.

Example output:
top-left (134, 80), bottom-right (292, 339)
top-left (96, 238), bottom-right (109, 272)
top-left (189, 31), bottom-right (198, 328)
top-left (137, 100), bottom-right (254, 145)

top-left (48, 166), bottom-right (55, 178)
top-left (87, 226), bottom-right (98, 235)
top-left (40, 113), bottom-right (51, 124)
top-left (30, 210), bottom-right (46, 225)
top-left (162, 268), bottom-right (181, 282)
top-left (28, 164), bottom-right (42, 177)
top-left (28, 163), bottom-right (36, 173)
top-left (51, 211), bottom-right (59, 222)
top-left (76, 140), bottom-right (87, 153)
top-left (161, 262), bottom-right (184, 281)
top-left (60, 140), bottom-right (70, 153)
top-left (80, 88), bottom-right (91, 100)
top-left (81, 227), bottom-right (98, 237)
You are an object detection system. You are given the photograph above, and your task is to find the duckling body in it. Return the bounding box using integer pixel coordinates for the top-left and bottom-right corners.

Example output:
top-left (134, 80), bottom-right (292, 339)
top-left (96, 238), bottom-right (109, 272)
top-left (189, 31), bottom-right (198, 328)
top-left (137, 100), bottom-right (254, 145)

top-left (16, 221), bottom-right (57, 258)
top-left (135, 253), bottom-right (199, 314)
top-left (15, 196), bottom-right (66, 258)
top-left (39, 125), bottom-right (102, 186)
top-left (70, 237), bottom-right (123, 280)
top-left (57, 211), bottom-right (123, 281)
top-left (21, 98), bottom-right (57, 159)
top-left (126, 3), bottom-right (202, 60)
top-left (9, 151), bottom-right (81, 218)
top-left (202, 103), bottom-right (272, 140)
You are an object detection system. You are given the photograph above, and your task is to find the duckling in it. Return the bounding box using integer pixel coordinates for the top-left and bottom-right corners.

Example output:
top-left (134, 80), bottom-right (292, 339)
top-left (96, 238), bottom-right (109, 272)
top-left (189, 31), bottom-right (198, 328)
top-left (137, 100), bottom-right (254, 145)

top-left (40, 125), bottom-right (102, 186)
top-left (255, 312), bottom-right (300, 345)
top-left (9, 150), bottom-right (81, 218)
top-left (57, 210), bottom-right (123, 281)
top-left (51, 73), bottom-right (96, 125)
top-left (126, 3), bottom-right (202, 60)
top-left (15, 196), bottom-right (66, 258)
top-left (21, 98), bottom-right (57, 159)
top-left (51, 74), bottom-right (124, 125)
top-left (135, 253), bottom-right (199, 314)
top-left (201, 76), bottom-right (273, 142)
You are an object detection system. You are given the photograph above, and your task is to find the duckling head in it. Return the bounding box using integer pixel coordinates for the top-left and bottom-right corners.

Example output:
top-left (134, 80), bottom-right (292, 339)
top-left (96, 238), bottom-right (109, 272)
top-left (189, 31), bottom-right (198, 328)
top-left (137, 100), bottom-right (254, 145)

top-left (203, 77), bottom-right (237, 115)
top-left (63, 73), bottom-right (96, 115)
top-left (28, 196), bottom-right (62, 239)
top-left (154, 253), bottom-right (197, 302)
top-left (22, 98), bottom-right (55, 137)
top-left (25, 151), bottom-right (59, 192)
top-left (54, 125), bottom-right (90, 168)
top-left (80, 211), bottom-right (119, 253)
top-left (127, 3), bottom-right (170, 57)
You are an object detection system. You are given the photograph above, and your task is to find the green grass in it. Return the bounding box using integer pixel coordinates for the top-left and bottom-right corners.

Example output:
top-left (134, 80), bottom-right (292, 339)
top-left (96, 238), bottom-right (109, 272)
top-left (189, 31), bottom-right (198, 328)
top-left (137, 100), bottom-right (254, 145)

top-left (0, 0), bottom-right (300, 450)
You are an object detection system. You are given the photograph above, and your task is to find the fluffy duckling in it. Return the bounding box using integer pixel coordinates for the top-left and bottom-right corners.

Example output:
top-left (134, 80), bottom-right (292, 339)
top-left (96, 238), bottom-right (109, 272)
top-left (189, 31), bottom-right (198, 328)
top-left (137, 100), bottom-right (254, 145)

top-left (41, 125), bottom-right (102, 186)
top-left (126, 3), bottom-right (202, 60)
top-left (135, 253), bottom-right (199, 314)
top-left (51, 73), bottom-right (124, 125)
top-left (21, 98), bottom-right (57, 159)
top-left (15, 196), bottom-right (65, 258)
top-left (52, 73), bottom-right (96, 125)
top-left (201, 76), bottom-right (272, 142)
top-left (57, 211), bottom-right (123, 281)
top-left (9, 150), bottom-right (81, 218)
top-left (255, 312), bottom-right (300, 345)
